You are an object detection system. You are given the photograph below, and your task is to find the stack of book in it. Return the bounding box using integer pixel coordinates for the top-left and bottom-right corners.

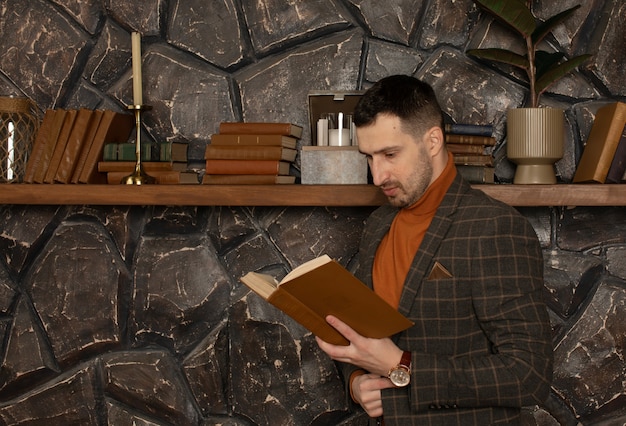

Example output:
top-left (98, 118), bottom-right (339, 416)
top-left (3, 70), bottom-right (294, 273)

top-left (445, 123), bottom-right (496, 184)
top-left (98, 142), bottom-right (198, 184)
top-left (23, 108), bottom-right (135, 184)
top-left (202, 122), bottom-right (302, 184)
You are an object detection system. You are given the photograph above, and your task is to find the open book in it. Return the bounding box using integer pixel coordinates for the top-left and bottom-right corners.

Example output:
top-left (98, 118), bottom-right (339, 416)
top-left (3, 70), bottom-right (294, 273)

top-left (240, 255), bottom-right (414, 346)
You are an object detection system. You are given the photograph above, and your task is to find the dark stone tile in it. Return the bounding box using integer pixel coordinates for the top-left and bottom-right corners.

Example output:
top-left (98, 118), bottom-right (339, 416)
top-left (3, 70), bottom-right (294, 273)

top-left (364, 39), bottom-right (423, 84)
top-left (102, 349), bottom-right (201, 425)
top-left (0, 364), bottom-right (99, 424)
top-left (241, 0), bottom-right (351, 55)
top-left (167, 0), bottom-right (250, 70)
top-left (346, 0), bottom-right (426, 45)
top-left (557, 207), bottom-right (626, 251)
top-left (0, 0), bottom-right (89, 109)
top-left (419, 0), bottom-right (473, 49)
top-left (552, 279), bottom-right (626, 422)
top-left (50, 0), bottom-right (104, 35)
top-left (131, 233), bottom-right (231, 355)
top-left (106, 0), bottom-right (165, 36)
top-left (25, 222), bottom-right (128, 366)
top-left (83, 19), bottom-right (133, 90)
top-left (235, 30), bottom-right (364, 146)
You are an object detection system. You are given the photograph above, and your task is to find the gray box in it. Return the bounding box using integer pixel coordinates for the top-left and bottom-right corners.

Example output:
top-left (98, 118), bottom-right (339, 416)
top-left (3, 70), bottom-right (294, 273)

top-left (301, 146), bottom-right (367, 184)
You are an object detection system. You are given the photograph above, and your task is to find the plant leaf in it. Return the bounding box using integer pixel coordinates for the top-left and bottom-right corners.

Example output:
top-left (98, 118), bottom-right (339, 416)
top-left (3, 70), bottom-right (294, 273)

top-left (535, 54), bottom-right (592, 95)
top-left (532, 5), bottom-right (581, 45)
top-left (473, 0), bottom-right (536, 37)
top-left (467, 48), bottom-right (529, 69)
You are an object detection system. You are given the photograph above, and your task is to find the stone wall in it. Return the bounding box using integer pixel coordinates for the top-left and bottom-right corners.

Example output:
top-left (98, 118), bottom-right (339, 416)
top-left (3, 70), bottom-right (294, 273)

top-left (0, 0), bottom-right (625, 425)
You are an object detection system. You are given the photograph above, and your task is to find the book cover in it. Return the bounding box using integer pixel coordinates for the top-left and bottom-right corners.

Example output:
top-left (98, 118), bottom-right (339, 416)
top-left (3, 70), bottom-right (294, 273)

top-left (205, 159), bottom-right (291, 175)
top-left (444, 123), bottom-right (493, 136)
top-left (23, 109), bottom-right (57, 183)
top-left (204, 145), bottom-right (297, 162)
top-left (218, 122), bottom-right (303, 138)
top-left (77, 111), bottom-right (134, 184)
top-left (32, 109), bottom-right (69, 183)
top-left (445, 134), bottom-right (496, 146)
top-left (69, 110), bottom-right (105, 183)
top-left (210, 134), bottom-right (297, 149)
top-left (573, 102), bottom-right (626, 183)
top-left (605, 123), bottom-right (626, 183)
top-left (202, 174), bottom-right (296, 184)
top-left (106, 170), bottom-right (199, 185)
top-left (240, 255), bottom-right (413, 346)
top-left (54, 109), bottom-right (95, 183)
top-left (43, 109), bottom-right (79, 183)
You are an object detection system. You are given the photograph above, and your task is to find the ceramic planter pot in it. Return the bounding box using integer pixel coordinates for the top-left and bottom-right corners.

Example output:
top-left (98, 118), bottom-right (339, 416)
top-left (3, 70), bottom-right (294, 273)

top-left (507, 108), bottom-right (564, 184)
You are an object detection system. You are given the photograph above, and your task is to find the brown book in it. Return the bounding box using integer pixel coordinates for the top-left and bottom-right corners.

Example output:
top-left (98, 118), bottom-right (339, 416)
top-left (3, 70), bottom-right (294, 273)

top-left (106, 170), bottom-right (199, 184)
top-left (24, 109), bottom-right (57, 183)
top-left (447, 143), bottom-right (488, 155)
top-left (218, 122), bottom-right (303, 138)
top-left (32, 109), bottom-right (69, 183)
top-left (205, 159), bottom-right (291, 175)
top-left (445, 134), bottom-right (496, 146)
top-left (240, 255), bottom-right (414, 346)
top-left (43, 109), bottom-right (79, 183)
top-left (605, 124), bottom-right (626, 183)
top-left (77, 111), bottom-right (134, 183)
top-left (453, 154), bottom-right (493, 166)
top-left (202, 174), bottom-right (296, 184)
top-left (69, 110), bottom-right (105, 183)
top-left (54, 109), bottom-right (95, 183)
top-left (573, 102), bottom-right (626, 183)
top-left (457, 165), bottom-right (495, 184)
top-left (210, 134), bottom-right (297, 149)
top-left (98, 161), bottom-right (176, 172)
top-left (204, 145), bottom-right (297, 162)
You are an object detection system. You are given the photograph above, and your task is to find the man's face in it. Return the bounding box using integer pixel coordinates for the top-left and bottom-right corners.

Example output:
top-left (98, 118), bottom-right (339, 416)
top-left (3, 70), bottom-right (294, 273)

top-left (357, 113), bottom-right (434, 208)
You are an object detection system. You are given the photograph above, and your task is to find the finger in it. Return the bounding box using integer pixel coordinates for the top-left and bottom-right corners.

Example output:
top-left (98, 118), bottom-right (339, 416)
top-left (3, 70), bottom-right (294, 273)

top-left (325, 315), bottom-right (360, 342)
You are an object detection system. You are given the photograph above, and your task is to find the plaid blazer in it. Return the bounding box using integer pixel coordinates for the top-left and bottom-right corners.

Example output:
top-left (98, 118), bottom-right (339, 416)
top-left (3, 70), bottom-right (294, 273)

top-left (344, 174), bottom-right (553, 426)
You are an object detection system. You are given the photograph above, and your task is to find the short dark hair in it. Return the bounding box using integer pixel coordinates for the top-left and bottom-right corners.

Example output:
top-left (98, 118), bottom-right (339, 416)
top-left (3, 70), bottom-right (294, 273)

top-left (354, 75), bottom-right (444, 137)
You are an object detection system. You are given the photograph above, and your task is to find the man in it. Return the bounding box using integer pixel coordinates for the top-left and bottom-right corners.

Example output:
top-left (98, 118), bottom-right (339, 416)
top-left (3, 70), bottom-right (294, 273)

top-left (316, 75), bottom-right (553, 425)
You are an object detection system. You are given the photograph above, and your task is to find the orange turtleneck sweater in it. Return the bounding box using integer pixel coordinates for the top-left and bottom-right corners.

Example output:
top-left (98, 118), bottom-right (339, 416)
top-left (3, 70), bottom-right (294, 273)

top-left (373, 152), bottom-right (456, 308)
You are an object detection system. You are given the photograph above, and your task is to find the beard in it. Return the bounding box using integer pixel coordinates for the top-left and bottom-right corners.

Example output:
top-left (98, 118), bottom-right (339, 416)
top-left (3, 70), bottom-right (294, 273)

top-left (384, 147), bottom-right (433, 208)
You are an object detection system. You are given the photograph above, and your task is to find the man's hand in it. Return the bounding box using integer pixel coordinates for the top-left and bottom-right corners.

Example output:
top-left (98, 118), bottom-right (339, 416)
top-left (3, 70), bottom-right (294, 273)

top-left (315, 315), bottom-right (404, 377)
top-left (351, 373), bottom-right (396, 418)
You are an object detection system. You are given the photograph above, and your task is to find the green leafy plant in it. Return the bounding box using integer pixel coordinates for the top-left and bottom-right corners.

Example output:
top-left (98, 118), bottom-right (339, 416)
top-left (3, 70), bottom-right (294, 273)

top-left (467, 0), bottom-right (592, 108)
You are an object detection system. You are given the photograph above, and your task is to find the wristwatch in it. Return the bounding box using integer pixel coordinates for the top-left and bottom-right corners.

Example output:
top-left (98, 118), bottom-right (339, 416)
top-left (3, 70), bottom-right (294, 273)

top-left (388, 350), bottom-right (411, 387)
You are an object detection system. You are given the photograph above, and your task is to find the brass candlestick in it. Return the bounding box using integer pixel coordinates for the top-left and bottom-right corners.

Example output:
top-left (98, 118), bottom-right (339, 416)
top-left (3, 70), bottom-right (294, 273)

top-left (122, 104), bottom-right (155, 185)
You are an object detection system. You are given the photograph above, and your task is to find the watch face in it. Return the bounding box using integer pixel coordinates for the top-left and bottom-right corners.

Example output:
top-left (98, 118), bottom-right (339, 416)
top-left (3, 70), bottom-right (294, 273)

top-left (389, 367), bottom-right (410, 387)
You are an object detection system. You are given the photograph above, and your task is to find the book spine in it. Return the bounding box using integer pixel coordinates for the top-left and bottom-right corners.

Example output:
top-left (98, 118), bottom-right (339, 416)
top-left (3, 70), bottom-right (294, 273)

top-left (446, 143), bottom-right (487, 155)
top-left (204, 145), bottom-right (295, 161)
top-left (204, 159), bottom-right (289, 175)
top-left (218, 122), bottom-right (302, 138)
top-left (445, 123), bottom-right (493, 136)
top-left (210, 134), bottom-right (297, 148)
top-left (453, 154), bottom-right (493, 166)
top-left (457, 165), bottom-right (495, 183)
top-left (98, 161), bottom-right (175, 173)
top-left (44, 110), bottom-right (79, 183)
top-left (445, 134), bottom-right (496, 145)
top-left (23, 109), bottom-right (56, 183)
top-left (202, 174), bottom-right (295, 184)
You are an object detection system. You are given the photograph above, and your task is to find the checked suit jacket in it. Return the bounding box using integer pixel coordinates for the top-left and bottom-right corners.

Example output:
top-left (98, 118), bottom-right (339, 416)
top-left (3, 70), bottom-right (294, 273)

top-left (344, 174), bottom-right (553, 426)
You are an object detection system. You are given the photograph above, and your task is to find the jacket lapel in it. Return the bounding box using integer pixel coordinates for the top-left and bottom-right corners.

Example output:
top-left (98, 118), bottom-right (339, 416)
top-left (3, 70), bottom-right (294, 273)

top-left (396, 175), bottom-right (467, 317)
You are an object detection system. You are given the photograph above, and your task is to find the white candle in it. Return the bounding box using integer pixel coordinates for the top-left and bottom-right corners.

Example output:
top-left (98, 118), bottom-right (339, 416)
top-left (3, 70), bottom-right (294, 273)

top-left (131, 32), bottom-right (143, 105)
top-left (329, 129), bottom-right (350, 146)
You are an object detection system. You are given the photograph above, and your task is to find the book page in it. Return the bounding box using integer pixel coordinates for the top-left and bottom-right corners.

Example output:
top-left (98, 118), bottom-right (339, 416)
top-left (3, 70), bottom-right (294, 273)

top-left (281, 254), bottom-right (332, 284)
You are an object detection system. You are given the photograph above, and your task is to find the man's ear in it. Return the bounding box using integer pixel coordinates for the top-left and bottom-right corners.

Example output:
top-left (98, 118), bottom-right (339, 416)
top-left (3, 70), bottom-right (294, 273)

top-left (425, 126), bottom-right (445, 156)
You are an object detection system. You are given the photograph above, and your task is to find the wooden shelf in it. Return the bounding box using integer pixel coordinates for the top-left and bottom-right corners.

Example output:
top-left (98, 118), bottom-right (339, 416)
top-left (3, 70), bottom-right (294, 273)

top-left (0, 184), bottom-right (625, 206)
